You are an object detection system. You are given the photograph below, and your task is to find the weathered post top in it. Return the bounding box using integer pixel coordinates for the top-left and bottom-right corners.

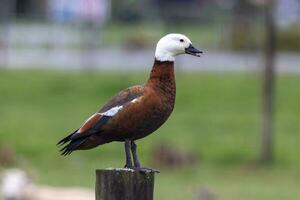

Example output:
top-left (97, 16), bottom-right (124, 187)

top-left (95, 168), bottom-right (155, 200)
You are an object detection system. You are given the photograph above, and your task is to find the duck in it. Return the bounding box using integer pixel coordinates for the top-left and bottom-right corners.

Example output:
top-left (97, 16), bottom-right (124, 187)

top-left (57, 33), bottom-right (202, 172)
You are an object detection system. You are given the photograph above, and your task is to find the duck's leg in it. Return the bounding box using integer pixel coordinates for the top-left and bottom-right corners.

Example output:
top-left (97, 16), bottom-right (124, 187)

top-left (131, 140), bottom-right (141, 168)
top-left (131, 140), bottom-right (159, 173)
top-left (124, 139), bottom-right (133, 168)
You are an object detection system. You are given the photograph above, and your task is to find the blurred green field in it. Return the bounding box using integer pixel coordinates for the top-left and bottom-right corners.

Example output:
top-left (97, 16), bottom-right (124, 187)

top-left (0, 69), bottom-right (300, 200)
top-left (102, 23), bottom-right (218, 49)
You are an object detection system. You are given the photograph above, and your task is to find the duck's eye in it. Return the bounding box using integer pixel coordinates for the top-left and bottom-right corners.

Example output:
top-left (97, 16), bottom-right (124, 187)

top-left (180, 39), bottom-right (184, 43)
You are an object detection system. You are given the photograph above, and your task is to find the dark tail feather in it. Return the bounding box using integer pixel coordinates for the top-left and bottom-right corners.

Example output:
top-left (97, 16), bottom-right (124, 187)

top-left (58, 115), bottom-right (110, 155)
top-left (59, 137), bottom-right (87, 156)
top-left (57, 129), bottom-right (83, 155)
top-left (59, 130), bottom-right (96, 156)
top-left (57, 129), bottom-right (78, 146)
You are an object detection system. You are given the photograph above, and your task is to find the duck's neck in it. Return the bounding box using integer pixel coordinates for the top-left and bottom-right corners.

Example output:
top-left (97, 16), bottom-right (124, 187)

top-left (146, 59), bottom-right (176, 93)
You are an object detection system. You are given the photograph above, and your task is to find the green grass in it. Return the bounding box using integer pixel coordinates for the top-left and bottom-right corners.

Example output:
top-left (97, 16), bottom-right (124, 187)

top-left (0, 69), bottom-right (300, 200)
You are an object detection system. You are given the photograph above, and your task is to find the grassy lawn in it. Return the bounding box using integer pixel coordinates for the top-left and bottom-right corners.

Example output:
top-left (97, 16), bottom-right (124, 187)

top-left (0, 69), bottom-right (299, 200)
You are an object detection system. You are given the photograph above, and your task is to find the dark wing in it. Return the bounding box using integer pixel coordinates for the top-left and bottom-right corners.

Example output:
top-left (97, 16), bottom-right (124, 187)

top-left (99, 85), bottom-right (144, 113)
top-left (57, 85), bottom-right (144, 155)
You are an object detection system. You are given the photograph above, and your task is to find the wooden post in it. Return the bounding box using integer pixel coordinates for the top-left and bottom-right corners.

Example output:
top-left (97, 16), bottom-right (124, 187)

top-left (95, 168), bottom-right (155, 200)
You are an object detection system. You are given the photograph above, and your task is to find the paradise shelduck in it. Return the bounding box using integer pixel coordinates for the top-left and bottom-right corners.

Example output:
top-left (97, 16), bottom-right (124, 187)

top-left (57, 33), bottom-right (202, 172)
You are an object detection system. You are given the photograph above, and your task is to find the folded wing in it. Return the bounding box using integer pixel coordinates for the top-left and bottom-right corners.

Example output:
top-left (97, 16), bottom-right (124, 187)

top-left (57, 85), bottom-right (144, 155)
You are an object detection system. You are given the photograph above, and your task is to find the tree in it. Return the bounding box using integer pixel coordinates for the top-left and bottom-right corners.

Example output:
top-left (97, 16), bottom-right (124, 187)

top-left (260, 0), bottom-right (277, 164)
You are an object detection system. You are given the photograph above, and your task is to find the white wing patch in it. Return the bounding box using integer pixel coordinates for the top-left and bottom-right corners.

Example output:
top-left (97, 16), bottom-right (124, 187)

top-left (99, 97), bottom-right (140, 117)
top-left (100, 105), bottom-right (123, 117)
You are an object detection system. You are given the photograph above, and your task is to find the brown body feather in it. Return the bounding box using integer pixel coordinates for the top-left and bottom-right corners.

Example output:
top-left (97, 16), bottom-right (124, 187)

top-left (100, 60), bottom-right (175, 140)
top-left (59, 60), bottom-right (176, 153)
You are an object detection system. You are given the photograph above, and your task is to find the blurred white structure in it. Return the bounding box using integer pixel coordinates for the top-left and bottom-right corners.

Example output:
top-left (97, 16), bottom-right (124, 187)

top-left (276, 0), bottom-right (300, 26)
top-left (1, 169), bottom-right (94, 200)
top-left (1, 169), bottom-right (31, 200)
top-left (48, 0), bottom-right (111, 24)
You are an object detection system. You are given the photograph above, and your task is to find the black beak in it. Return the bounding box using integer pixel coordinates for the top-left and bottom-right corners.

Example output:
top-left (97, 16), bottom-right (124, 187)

top-left (185, 44), bottom-right (203, 57)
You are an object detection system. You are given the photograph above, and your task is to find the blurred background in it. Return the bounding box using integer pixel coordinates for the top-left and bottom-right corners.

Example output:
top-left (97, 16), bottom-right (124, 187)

top-left (0, 0), bottom-right (300, 199)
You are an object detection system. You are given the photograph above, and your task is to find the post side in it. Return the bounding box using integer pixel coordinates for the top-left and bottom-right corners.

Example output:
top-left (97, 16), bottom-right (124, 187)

top-left (95, 169), bottom-right (155, 200)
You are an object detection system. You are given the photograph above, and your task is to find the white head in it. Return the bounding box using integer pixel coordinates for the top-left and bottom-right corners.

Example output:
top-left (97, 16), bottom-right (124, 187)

top-left (155, 33), bottom-right (202, 62)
